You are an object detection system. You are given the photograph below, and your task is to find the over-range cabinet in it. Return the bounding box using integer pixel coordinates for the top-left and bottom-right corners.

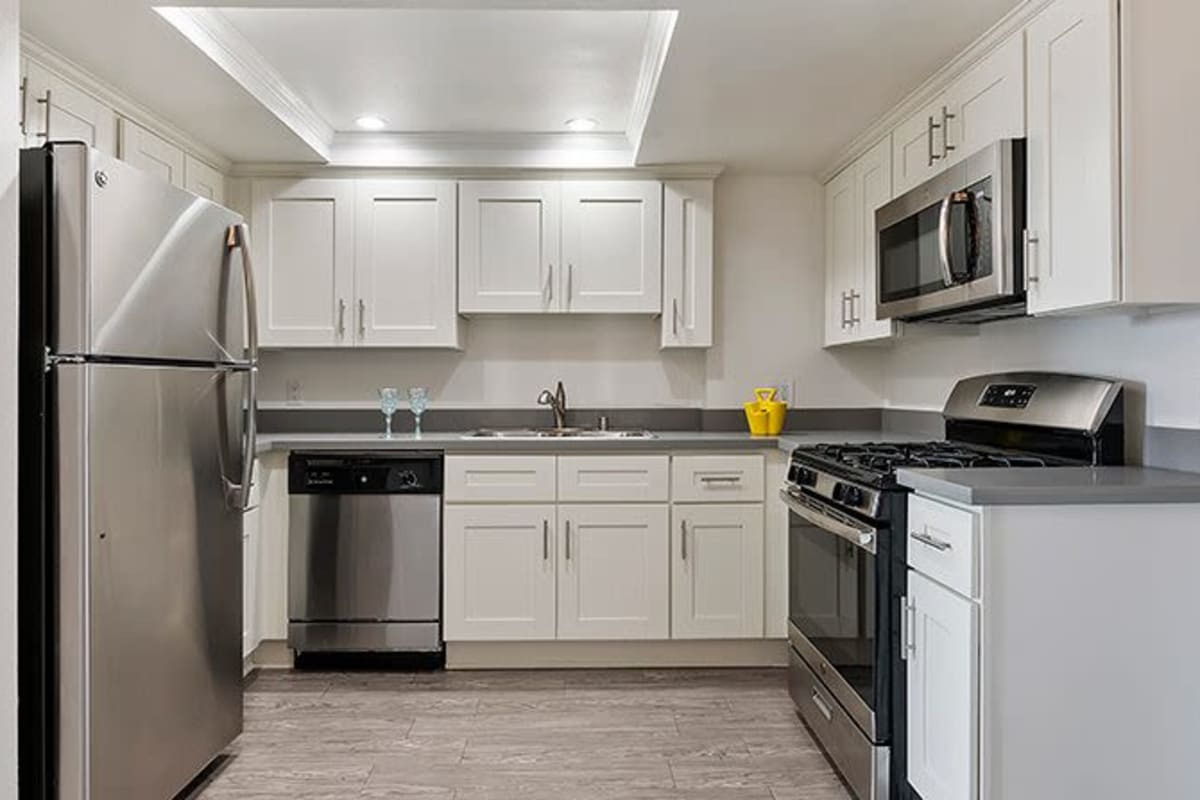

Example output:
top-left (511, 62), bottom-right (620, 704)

top-left (18, 143), bottom-right (258, 799)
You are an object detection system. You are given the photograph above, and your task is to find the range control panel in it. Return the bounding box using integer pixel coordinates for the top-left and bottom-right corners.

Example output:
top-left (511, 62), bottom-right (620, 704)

top-left (288, 452), bottom-right (443, 495)
top-left (979, 383), bottom-right (1037, 409)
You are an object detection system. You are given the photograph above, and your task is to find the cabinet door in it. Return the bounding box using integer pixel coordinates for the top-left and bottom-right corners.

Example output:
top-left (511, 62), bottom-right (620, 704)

top-left (443, 505), bottom-right (556, 641)
top-left (24, 61), bottom-right (117, 154)
top-left (184, 155), bottom-right (226, 205)
top-left (561, 181), bottom-right (662, 313)
top-left (557, 505), bottom-right (669, 640)
top-left (942, 33), bottom-right (1025, 164)
top-left (824, 166), bottom-right (860, 347)
top-left (671, 505), bottom-right (764, 639)
top-left (118, 119), bottom-right (185, 188)
top-left (661, 180), bottom-right (714, 348)
top-left (1026, 0), bottom-right (1120, 314)
top-left (854, 135), bottom-right (895, 342)
top-left (892, 96), bottom-right (948, 195)
top-left (251, 179), bottom-right (355, 347)
top-left (355, 180), bottom-right (460, 347)
top-left (459, 180), bottom-right (560, 313)
top-left (906, 571), bottom-right (979, 800)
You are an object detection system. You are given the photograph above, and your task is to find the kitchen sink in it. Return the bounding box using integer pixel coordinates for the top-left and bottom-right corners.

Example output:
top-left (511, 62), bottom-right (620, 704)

top-left (463, 428), bottom-right (656, 440)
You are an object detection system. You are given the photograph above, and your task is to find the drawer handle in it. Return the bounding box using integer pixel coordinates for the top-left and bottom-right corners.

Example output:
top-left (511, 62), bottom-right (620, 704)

top-left (700, 475), bottom-right (741, 484)
top-left (542, 519), bottom-right (549, 561)
top-left (912, 530), bottom-right (953, 552)
top-left (810, 689), bottom-right (834, 722)
top-left (681, 519), bottom-right (688, 562)
top-left (565, 520), bottom-right (571, 561)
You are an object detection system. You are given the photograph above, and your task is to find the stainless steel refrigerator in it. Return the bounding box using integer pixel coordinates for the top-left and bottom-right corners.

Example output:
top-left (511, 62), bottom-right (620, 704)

top-left (18, 143), bottom-right (258, 799)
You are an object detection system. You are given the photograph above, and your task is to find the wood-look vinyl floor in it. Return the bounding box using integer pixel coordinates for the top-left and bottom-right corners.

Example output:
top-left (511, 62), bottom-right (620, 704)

top-left (189, 668), bottom-right (853, 800)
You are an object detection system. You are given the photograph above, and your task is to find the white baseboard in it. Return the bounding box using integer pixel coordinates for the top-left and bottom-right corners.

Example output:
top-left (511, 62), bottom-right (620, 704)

top-left (246, 639), bottom-right (293, 673)
top-left (445, 639), bottom-right (788, 670)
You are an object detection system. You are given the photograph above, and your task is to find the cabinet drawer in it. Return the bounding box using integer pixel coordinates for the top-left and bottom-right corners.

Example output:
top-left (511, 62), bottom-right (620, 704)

top-left (444, 456), bottom-right (556, 503)
top-left (558, 456), bottom-right (669, 502)
top-left (907, 495), bottom-right (978, 597)
top-left (671, 455), bottom-right (764, 502)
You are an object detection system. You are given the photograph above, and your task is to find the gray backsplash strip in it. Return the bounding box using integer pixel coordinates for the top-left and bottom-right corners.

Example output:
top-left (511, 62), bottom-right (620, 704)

top-left (258, 407), bottom-right (883, 435)
top-left (882, 409), bottom-right (946, 438)
top-left (1142, 427), bottom-right (1200, 472)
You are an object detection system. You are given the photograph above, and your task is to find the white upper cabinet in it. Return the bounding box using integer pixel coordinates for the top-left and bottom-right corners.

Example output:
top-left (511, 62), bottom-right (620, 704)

top-left (355, 180), bottom-right (461, 347)
top-left (459, 179), bottom-right (665, 316)
top-left (1025, 0), bottom-right (1120, 314)
top-left (941, 35), bottom-right (1025, 164)
top-left (892, 34), bottom-right (1025, 196)
top-left (459, 180), bottom-right (560, 313)
top-left (118, 118), bottom-right (185, 188)
top-left (23, 61), bottom-right (117, 154)
top-left (560, 181), bottom-right (662, 313)
top-left (556, 505), bottom-right (669, 640)
top-left (252, 179), bottom-right (355, 348)
top-left (825, 136), bottom-right (896, 348)
top-left (184, 155), bottom-right (226, 205)
top-left (661, 180), bottom-right (714, 348)
top-left (671, 504), bottom-right (764, 639)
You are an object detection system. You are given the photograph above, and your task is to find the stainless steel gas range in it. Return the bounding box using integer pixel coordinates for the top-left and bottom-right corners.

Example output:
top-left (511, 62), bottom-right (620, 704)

top-left (781, 372), bottom-right (1126, 800)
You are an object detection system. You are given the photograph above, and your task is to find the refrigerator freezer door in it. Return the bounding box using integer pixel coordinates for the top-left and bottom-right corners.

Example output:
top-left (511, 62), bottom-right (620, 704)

top-left (48, 143), bottom-right (249, 363)
top-left (56, 362), bottom-right (245, 800)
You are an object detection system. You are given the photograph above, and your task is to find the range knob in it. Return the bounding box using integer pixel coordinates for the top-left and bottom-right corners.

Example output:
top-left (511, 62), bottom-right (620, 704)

top-left (788, 465), bottom-right (818, 487)
top-left (832, 482), bottom-right (864, 508)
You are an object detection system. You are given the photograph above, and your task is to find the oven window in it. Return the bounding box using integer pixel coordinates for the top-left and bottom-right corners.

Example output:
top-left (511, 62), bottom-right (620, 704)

top-left (878, 176), bottom-right (993, 304)
top-left (788, 508), bottom-right (877, 710)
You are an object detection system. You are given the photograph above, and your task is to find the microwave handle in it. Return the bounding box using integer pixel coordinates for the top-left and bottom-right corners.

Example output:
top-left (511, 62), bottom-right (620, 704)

top-left (937, 190), bottom-right (977, 287)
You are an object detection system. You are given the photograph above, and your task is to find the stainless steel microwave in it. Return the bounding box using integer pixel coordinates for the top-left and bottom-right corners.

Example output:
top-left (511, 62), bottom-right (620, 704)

top-left (875, 139), bottom-right (1026, 323)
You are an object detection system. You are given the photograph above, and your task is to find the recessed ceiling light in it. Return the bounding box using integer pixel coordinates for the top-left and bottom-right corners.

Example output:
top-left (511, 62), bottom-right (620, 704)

top-left (564, 117), bottom-right (599, 133)
top-left (354, 114), bottom-right (388, 131)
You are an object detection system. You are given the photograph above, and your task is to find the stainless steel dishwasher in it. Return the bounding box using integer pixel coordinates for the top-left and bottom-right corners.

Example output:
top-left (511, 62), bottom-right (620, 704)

top-left (287, 452), bottom-right (443, 656)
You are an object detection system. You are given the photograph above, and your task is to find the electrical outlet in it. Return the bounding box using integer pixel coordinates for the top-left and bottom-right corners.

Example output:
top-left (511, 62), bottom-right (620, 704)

top-left (774, 379), bottom-right (796, 404)
top-left (286, 380), bottom-right (303, 404)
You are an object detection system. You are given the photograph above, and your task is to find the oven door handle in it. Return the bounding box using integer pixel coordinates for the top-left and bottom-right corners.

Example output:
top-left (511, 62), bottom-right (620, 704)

top-left (780, 488), bottom-right (877, 555)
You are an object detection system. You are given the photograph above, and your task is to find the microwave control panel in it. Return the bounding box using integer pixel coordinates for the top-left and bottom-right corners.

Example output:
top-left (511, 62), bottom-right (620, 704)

top-left (980, 383), bottom-right (1037, 409)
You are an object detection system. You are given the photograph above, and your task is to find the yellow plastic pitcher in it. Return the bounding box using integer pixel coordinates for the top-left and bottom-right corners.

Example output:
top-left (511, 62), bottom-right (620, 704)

top-left (749, 386), bottom-right (788, 436)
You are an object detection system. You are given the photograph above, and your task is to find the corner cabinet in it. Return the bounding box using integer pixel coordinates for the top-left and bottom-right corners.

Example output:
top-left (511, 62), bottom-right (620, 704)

top-left (251, 177), bottom-right (461, 349)
top-left (825, 136), bottom-right (896, 347)
top-left (459, 179), bottom-right (664, 315)
top-left (661, 180), bottom-right (715, 348)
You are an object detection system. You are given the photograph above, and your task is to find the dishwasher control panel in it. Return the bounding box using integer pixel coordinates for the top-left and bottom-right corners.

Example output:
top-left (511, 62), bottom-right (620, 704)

top-left (288, 452), bottom-right (444, 495)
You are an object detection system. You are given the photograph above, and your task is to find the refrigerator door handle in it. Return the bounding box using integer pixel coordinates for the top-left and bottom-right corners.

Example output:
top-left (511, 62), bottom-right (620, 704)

top-left (226, 224), bottom-right (259, 512)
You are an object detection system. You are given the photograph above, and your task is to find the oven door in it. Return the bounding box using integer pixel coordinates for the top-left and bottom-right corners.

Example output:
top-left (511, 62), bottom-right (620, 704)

top-left (875, 139), bottom-right (1024, 321)
top-left (782, 488), bottom-right (890, 742)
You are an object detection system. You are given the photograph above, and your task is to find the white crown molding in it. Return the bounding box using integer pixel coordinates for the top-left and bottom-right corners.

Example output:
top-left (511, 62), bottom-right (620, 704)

top-left (155, 7), bottom-right (334, 162)
top-left (627, 9), bottom-right (678, 159)
top-left (817, 0), bottom-right (1056, 183)
top-left (20, 34), bottom-right (234, 173)
top-left (325, 131), bottom-right (638, 170)
top-left (230, 157), bottom-right (724, 180)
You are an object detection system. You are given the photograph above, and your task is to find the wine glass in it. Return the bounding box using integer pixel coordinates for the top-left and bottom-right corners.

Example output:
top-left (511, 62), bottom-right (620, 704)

top-left (408, 387), bottom-right (429, 438)
top-left (378, 387), bottom-right (400, 438)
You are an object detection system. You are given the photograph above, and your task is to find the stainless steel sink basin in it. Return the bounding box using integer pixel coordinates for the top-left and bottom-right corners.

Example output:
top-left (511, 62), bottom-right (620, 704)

top-left (463, 428), bottom-right (656, 440)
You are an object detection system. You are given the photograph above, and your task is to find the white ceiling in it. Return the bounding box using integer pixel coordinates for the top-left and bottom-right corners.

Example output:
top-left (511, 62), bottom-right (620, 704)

top-left (220, 8), bottom-right (651, 134)
top-left (22, 0), bottom-right (1025, 171)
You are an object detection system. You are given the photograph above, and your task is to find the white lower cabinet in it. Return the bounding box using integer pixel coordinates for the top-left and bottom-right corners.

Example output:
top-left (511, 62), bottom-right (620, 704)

top-left (443, 505), bottom-right (557, 641)
top-left (242, 506), bottom-right (260, 659)
top-left (906, 569), bottom-right (979, 800)
top-left (671, 504), bottom-right (764, 639)
top-left (557, 505), bottom-right (669, 640)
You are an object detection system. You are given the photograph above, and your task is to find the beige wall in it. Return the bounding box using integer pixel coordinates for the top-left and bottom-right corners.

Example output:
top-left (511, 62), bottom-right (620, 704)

top-left (257, 173), bottom-right (886, 410)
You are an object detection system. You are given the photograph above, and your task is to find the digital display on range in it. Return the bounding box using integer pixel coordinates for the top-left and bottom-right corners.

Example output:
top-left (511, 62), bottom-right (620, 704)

top-left (979, 383), bottom-right (1036, 409)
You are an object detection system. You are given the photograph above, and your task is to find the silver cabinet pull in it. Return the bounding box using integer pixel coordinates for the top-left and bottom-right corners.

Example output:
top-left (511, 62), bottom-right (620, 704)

top-left (700, 475), bottom-right (741, 484)
top-left (542, 519), bottom-right (549, 561)
top-left (849, 290), bottom-right (861, 324)
top-left (337, 298), bottom-right (347, 337)
top-left (941, 105), bottom-right (957, 156)
top-left (810, 689), bottom-right (834, 722)
top-left (545, 264), bottom-right (554, 304)
top-left (1024, 229), bottom-right (1040, 285)
top-left (565, 520), bottom-right (571, 561)
top-left (567, 263), bottom-right (574, 307)
top-left (36, 89), bottom-right (51, 140)
top-left (912, 530), bottom-right (952, 552)
top-left (680, 519), bottom-right (687, 561)
top-left (927, 115), bottom-right (943, 167)
top-left (19, 77), bottom-right (27, 136)
top-left (840, 291), bottom-right (852, 329)
top-left (904, 595), bottom-right (917, 658)
top-left (358, 298), bottom-right (366, 338)
top-left (672, 297), bottom-right (680, 336)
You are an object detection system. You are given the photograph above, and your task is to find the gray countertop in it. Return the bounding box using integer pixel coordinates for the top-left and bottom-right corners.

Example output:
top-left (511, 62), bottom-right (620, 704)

top-left (257, 428), bottom-right (932, 455)
top-left (897, 466), bottom-right (1200, 506)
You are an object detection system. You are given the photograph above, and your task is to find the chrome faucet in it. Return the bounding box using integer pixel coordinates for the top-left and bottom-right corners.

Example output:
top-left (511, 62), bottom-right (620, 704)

top-left (537, 381), bottom-right (568, 430)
